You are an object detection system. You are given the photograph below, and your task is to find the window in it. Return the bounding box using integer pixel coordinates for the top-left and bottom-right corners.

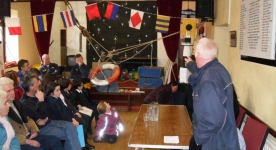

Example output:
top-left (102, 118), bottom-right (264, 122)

top-left (5, 24), bottom-right (19, 62)
top-left (0, 18), bottom-right (5, 69)
top-left (0, 10), bottom-right (19, 65)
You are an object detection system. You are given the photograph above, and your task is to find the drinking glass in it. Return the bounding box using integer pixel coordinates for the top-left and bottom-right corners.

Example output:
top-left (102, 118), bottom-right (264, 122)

top-left (143, 113), bottom-right (149, 122)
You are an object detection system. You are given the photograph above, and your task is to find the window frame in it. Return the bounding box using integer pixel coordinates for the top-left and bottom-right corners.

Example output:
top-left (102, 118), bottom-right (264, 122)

top-left (0, 18), bottom-right (7, 63)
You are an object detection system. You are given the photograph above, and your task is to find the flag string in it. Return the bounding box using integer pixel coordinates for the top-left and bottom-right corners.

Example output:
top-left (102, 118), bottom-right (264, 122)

top-left (5, 0), bottom-right (183, 19)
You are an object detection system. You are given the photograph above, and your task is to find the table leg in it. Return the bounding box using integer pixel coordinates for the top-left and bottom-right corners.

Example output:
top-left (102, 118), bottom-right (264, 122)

top-left (128, 95), bottom-right (131, 111)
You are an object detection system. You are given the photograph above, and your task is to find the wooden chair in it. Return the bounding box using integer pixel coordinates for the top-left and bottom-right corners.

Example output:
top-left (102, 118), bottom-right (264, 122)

top-left (242, 118), bottom-right (268, 150)
top-left (236, 106), bottom-right (246, 129)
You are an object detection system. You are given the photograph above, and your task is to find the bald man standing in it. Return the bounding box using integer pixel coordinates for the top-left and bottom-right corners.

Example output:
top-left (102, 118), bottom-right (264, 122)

top-left (185, 38), bottom-right (239, 150)
top-left (39, 54), bottom-right (60, 78)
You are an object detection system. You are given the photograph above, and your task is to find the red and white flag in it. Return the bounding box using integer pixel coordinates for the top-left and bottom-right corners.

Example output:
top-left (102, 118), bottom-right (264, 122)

top-left (129, 9), bottom-right (144, 30)
top-left (5, 17), bottom-right (22, 35)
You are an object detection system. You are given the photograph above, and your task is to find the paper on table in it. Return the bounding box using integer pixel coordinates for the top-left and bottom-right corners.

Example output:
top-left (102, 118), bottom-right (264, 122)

top-left (79, 107), bottom-right (93, 116)
top-left (164, 136), bottom-right (179, 144)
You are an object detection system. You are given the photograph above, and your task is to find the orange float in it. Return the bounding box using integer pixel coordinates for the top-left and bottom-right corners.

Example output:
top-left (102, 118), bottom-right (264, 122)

top-left (90, 64), bottom-right (120, 86)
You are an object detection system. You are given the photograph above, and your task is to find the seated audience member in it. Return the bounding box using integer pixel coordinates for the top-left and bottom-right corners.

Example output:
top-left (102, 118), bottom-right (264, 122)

top-left (70, 54), bottom-right (90, 79)
top-left (170, 81), bottom-right (191, 105)
top-left (143, 84), bottom-right (172, 104)
top-left (20, 75), bottom-right (81, 150)
top-left (71, 78), bottom-right (99, 130)
top-left (93, 101), bottom-right (123, 144)
top-left (45, 82), bottom-right (95, 149)
top-left (58, 78), bottom-right (93, 135)
top-left (17, 59), bottom-right (30, 81)
top-left (170, 81), bottom-right (193, 119)
top-left (0, 90), bottom-right (20, 149)
top-left (144, 81), bottom-right (192, 107)
top-left (40, 74), bottom-right (58, 93)
top-left (39, 54), bottom-right (60, 78)
top-left (28, 68), bottom-right (42, 80)
top-left (0, 77), bottom-right (63, 150)
top-left (4, 70), bottom-right (23, 100)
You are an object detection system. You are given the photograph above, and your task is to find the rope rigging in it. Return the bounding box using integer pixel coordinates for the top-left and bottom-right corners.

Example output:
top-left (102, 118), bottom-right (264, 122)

top-left (63, 0), bottom-right (181, 65)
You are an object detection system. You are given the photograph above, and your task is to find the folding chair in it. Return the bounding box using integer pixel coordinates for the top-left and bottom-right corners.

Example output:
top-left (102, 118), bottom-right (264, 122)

top-left (242, 118), bottom-right (268, 150)
top-left (236, 106), bottom-right (246, 129)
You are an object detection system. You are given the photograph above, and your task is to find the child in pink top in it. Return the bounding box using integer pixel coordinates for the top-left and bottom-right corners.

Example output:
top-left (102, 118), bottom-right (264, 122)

top-left (93, 101), bottom-right (124, 143)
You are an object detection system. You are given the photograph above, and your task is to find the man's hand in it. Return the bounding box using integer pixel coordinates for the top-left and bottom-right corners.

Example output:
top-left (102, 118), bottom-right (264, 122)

top-left (35, 91), bottom-right (44, 102)
top-left (29, 132), bottom-right (38, 140)
top-left (36, 118), bottom-right (48, 126)
top-left (184, 57), bottom-right (193, 67)
top-left (75, 112), bottom-right (81, 118)
top-left (26, 139), bottom-right (40, 147)
top-left (77, 105), bottom-right (83, 110)
top-left (72, 118), bottom-right (79, 127)
top-left (78, 62), bottom-right (83, 66)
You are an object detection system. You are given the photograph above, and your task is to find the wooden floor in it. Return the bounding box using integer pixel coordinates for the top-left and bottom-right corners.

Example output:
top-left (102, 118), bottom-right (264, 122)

top-left (87, 110), bottom-right (141, 150)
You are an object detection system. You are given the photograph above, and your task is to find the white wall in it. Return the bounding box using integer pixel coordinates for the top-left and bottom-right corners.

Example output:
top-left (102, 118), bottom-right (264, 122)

top-left (49, 2), bottom-right (63, 66)
top-left (67, 2), bottom-right (87, 64)
top-left (215, 0), bottom-right (276, 129)
top-left (214, 26), bottom-right (228, 67)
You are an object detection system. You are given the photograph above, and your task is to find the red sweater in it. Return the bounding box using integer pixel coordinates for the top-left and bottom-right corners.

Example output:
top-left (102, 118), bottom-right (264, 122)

top-left (14, 86), bottom-right (23, 100)
top-left (95, 109), bottom-right (123, 136)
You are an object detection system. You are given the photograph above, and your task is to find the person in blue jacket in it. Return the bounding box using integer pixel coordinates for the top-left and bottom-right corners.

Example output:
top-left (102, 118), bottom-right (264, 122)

top-left (70, 54), bottom-right (90, 79)
top-left (185, 38), bottom-right (239, 150)
top-left (17, 59), bottom-right (30, 81)
top-left (0, 90), bottom-right (20, 150)
top-left (39, 54), bottom-right (60, 78)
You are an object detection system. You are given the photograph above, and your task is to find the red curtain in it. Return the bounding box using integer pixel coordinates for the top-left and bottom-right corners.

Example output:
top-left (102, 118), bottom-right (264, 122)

top-left (156, 0), bottom-right (182, 81)
top-left (30, 0), bottom-right (55, 59)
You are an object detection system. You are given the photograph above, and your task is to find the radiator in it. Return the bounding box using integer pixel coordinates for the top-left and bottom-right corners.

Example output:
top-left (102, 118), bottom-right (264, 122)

top-left (263, 134), bottom-right (276, 150)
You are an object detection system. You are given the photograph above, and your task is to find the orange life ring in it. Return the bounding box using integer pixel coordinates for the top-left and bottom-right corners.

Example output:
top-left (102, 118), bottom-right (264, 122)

top-left (90, 64), bottom-right (120, 86)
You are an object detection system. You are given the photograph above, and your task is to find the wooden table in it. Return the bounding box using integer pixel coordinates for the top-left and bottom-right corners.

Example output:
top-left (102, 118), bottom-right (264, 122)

top-left (128, 105), bottom-right (193, 149)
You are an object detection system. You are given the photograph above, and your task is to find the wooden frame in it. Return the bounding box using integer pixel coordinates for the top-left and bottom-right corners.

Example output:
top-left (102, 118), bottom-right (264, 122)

top-left (230, 31), bottom-right (237, 47)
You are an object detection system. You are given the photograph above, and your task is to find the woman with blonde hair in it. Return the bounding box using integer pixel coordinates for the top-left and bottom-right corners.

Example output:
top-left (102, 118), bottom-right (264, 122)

top-left (0, 90), bottom-right (20, 149)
